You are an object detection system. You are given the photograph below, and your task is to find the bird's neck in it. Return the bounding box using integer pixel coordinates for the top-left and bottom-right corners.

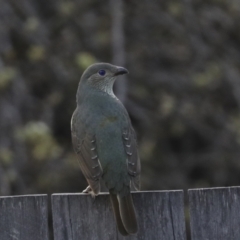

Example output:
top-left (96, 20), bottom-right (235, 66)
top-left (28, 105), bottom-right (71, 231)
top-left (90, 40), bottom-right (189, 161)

top-left (97, 80), bottom-right (116, 98)
top-left (76, 80), bottom-right (117, 105)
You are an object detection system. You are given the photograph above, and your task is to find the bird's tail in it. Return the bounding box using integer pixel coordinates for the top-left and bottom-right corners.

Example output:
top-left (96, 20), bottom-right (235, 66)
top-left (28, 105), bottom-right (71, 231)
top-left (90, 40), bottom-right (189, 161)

top-left (110, 192), bottom-right (138, 236)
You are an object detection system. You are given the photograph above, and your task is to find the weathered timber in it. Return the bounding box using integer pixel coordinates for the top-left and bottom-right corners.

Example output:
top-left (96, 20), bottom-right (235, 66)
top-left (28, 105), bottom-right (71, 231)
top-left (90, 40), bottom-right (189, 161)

top-left (51, 190), bottom-right (186, 240)
top-left (189, 187), bottom-right (240, 240)
top-left (0, 194), bottom-right (49, 240)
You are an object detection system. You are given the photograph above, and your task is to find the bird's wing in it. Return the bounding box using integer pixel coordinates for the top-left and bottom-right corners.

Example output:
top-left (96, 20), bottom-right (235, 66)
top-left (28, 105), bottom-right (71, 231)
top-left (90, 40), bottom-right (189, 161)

top-left (122, 126), bottom-right (141, 191)
top-left (71, 116), bottom-right (102, 194)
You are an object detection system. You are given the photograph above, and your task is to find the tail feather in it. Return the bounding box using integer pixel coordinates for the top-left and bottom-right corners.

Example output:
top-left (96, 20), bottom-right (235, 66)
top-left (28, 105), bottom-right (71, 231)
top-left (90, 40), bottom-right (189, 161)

top-left (118, 194), bottom-right (138, 234)
top-left (110, 192), bottom-right (138, 235)
top-left (110, 193), bottom-right (129, 236)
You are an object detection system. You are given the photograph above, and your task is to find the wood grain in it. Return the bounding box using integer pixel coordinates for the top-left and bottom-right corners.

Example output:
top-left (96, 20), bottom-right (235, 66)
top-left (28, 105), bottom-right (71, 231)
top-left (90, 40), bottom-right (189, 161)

top-left (189, 187), bottom-right (240, 240)
top-left (0, 194), bottom-right (49, 240)
top-left (52, 190), bottom-right (186, 240)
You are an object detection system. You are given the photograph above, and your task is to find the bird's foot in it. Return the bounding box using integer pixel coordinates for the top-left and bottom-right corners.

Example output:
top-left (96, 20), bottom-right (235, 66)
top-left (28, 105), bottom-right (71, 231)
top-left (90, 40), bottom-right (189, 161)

top-left (83, 186), bottom-right (97, 198)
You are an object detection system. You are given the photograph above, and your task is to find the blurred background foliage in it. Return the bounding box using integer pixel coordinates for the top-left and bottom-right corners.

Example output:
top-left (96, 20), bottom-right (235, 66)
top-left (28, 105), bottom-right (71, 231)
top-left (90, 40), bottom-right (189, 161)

top-left (1, 0), bottom-right (240, 196)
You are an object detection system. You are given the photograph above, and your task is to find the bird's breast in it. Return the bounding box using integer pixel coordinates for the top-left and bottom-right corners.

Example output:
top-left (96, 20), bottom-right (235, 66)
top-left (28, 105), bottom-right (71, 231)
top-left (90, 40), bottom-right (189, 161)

top-left (99, 116), bottom-right (118, 128)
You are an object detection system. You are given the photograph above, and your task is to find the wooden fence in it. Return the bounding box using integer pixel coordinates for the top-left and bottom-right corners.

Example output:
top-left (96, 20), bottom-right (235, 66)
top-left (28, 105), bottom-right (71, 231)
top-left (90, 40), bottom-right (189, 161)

top-left (0, 187), bottom-right (240, 240)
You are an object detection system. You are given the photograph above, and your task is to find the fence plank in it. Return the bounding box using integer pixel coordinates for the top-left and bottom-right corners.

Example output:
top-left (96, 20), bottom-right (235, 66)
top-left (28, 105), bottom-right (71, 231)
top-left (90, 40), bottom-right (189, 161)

top-left (0, 194), bottom-right (49, 240)
top-left (52, 190), bottom-right (186, 240)
top-left (189, 187), bottom-right (240, 240)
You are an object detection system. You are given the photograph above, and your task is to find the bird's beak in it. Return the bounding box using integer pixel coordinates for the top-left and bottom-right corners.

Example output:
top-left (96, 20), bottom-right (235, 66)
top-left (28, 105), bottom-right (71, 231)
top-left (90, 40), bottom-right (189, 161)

top-left (114, 67), bottom-right (129, 76)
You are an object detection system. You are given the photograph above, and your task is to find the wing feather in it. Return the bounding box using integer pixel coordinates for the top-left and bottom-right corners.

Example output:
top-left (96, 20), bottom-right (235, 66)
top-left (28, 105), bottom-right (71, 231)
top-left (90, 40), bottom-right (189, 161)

top-left (122, 126), bottom-right (141, 191)
top-left (71, 114), bottom-right (102, 194)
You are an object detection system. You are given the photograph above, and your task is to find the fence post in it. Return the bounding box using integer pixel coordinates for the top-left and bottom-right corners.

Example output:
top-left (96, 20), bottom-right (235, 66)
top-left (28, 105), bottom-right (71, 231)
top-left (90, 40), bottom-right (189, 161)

top-left (189, 187), bottom-right (240, 240)
top-left (0, 194), bottom-right (49, 240)
top-left (51, 191), bottom-right (186, 240)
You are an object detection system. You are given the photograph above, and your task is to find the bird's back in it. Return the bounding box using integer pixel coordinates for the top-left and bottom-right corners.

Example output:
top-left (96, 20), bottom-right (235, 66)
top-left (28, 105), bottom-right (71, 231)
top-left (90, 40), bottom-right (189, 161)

top-left (72, 89), bottom-right (132, 195)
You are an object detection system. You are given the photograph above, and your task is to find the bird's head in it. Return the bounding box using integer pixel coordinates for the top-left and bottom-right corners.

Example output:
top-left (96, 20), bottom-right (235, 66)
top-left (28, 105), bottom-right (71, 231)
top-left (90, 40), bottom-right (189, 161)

top-left (78, 63), bottom-right (128, 97)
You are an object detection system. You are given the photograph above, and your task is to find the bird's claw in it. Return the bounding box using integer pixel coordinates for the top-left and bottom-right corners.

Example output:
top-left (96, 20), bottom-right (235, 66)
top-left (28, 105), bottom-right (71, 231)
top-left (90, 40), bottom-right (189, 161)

top-left (83, 186), bottom-right (96, 198)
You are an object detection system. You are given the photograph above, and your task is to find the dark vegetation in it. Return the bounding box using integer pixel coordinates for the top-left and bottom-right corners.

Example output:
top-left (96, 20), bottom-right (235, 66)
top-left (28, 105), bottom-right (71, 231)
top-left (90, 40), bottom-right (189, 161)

top-left (1, 0), bottom-right (240, 195)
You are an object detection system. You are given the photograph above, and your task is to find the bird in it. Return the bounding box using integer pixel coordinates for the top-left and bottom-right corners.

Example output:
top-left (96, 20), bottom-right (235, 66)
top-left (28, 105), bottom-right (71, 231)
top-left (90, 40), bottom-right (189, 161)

top-left (71, 62), bottom-right (141, 236)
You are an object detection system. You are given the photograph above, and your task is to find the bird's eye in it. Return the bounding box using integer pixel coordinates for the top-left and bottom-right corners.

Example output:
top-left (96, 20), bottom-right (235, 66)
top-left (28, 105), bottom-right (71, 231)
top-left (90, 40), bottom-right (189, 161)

top-left (98, 70), bottom-right (106, 76)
